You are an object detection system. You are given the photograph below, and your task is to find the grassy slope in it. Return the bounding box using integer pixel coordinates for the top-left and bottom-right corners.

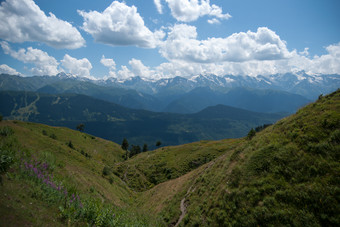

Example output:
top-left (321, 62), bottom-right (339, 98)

top-left (1, 89), bottom-right (339, 226)
top-left (0, 121), bottom-right (132, 204)
top-left (166, 90), bottom-right (340, 226)
top-left (0, 121), bottom-right (142, 226)
top-left (112, 139), bottom-right (241, 192)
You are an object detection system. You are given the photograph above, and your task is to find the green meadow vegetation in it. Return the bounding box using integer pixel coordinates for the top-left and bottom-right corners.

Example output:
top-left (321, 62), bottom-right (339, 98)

top-left (0, 89), bottom-right (339, 226)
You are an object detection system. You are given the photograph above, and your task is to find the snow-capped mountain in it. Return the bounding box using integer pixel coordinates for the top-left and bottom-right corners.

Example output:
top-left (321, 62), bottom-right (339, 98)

top-left (0, 71), bottom-right (338, 114)
top-left (96, 71), bottom-right (340, 100)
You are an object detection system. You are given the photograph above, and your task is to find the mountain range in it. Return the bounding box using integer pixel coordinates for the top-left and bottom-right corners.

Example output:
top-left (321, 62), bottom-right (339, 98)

top-left (1, 72), bottom-right (338, 147)
top-left (0, 90), bottom-right (284, 148)
top-left (2, 71), bottom-right (337, 114)
top-left (98, 71), bottom-right (339, 100)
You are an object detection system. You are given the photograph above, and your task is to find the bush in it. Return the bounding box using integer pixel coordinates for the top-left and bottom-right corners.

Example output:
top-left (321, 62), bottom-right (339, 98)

top-left (247, 128), bottom-right (256, 140)
top-left (102, 166), bottom-right (111, 176)
top-left (0, 126), bottom-right (14, 137)
top-left (0, 149), bottom-right (14, 174)
top-left (68, 141), bottom-right (74, 149)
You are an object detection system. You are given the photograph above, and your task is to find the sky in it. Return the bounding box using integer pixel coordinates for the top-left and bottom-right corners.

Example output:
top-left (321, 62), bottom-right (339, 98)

top-left (0, 0), bottom-right (339, 80)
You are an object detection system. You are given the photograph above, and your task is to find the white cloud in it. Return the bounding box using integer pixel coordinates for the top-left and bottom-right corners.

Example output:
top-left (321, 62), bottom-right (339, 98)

top-left (101, 55), bottom-right (117, 78)
top-left (0, 0), bottom-right (85, 49)
top-left (0, 41), bottom-right (59, 75)
top-left (117, 65), bottom-right (134, 81)
top-left (100, 55), bottom-right (116, 70)
top-left (288, 42), bottom-right (340, 75)
top-left (0, 64), bottom-right (20, 75)
top-left (78, 1), bottom-right (165, 48)
top-left (110, 58), bottom-right (164, 81)
top-left (154, 42), bottom-right (340, 78)
top-left (129, 58), bottom-right (155, 79)
top-left (207, 18), bottom-right (220, 24)
top-left (154, 0), bottom-right (163, 14)
top-left (165, 0), bottom-right (231, 23)
top-left (61, 54), bottom-right (92, 78)
top-left (160, 25), bottom-right (292, 63)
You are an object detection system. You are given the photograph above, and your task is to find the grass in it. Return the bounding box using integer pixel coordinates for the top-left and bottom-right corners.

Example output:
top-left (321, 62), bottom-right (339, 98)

top-left (169, 89), bottom-right (340, 226)
top-left (112, 139), bottom-right (241, 191)
top-left (0, 89), bottom-right (339, 226)
top-left (0, 121), bottom-right (161, 226)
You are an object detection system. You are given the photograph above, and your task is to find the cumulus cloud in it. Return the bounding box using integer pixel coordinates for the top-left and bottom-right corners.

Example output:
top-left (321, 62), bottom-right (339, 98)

top-left (154, 42), bottom-right (340, 78)
top-left (61, 54), bottom-right (92, 78)
top-left (78, 1), bottom-right (165, 48)
top-left (1, 41), bottom-right (59, 75)
top-left (117, 65), bottom-right (134, 81)
top-left (100, 55), bottom-right (116, 70)
top-left (0, 64), bottom-right (20, 75)
top-left (288, 42), bottom-right (340, 75)
top-left (165, 0), bottom-right (231, 23)
top-left (160, 25), bottom-right (292, 63)
top-left (0, 0), bottom-right (85, 49)
top-left (112, 59), bottom-right (157, 81)
top-left (100, 55), bottom-right (117, 77)
top-left (207, 18), bottom-right (220, 24)
top-left (154, 0), bottom-right (163, 14)
top-left (129, 58), bottom-right (155, 79)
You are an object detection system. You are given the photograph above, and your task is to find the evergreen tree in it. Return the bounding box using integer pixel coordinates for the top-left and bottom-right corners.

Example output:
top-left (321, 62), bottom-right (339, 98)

top-left (76, 123), bottom-right (85, 132)
top-left (121, 138), bottom-right (129, 151)
top-left (143, 143), bottom-right (148, 152)
top-left (130, 145), bottom-right (141, 157)
top-left (247, 128), bottom-right (256, 140)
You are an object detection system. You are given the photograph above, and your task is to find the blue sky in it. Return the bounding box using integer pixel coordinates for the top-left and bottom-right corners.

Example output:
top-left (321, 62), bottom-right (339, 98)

top-left (0, 0), bottom-right (339, 80)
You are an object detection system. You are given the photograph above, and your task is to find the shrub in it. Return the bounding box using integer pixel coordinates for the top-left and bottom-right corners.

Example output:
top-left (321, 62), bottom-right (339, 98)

top-left (0, 126), bottom-right (14, 137)
top-left (0, 149), bottom-right (14, 174)
top-left (229, 166), bottom-right (242, 187)
top-left (102, 166), bottom-right (111, 176)
top-left (67, 141), bottom-right (74, 149)
top-left (247, 128), bottom-right (256, 140)
top-left (49, 133), bottom-right (57, 139)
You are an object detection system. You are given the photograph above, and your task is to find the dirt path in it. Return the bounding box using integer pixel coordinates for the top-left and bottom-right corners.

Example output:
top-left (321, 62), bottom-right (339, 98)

top-left (174, 153), bottom-right (229, 226)
top-left (174, 162), bottom-right (215, 226)
top-left (174, 185), bottom-right (193, 227)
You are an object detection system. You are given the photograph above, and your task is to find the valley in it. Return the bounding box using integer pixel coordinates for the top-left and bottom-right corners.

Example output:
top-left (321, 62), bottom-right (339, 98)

top-left (0, 0), bottom-right (339, 225)
top-left (0, 90), bottom-right (284, 148)
top-left (0, 89), bottom-right (339, 226)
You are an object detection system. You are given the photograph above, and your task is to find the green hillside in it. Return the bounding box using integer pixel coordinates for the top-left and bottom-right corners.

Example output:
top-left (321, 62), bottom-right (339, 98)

top-left (0, 89), bottom-right (339, 226)
top-left (160, 90), bottom-right (340, 226)
top-left (0, 121), bottom-right (159, 226)
top-left (112, 139), bottom-right (241, 191)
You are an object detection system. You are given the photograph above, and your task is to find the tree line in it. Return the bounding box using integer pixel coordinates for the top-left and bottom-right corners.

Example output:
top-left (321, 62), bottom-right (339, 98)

top-left (121, 138), bottom-right (162, 159)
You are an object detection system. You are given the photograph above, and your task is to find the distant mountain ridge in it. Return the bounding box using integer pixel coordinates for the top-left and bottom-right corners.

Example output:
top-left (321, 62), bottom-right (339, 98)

top-left (97, 71), bottom-right (340, 100)
top-left (0, 90), bottom-right (284, 148)
top-left (163, 87), bottom-right (309, 114)
top-left (1, 71), bottom-right (338, 113)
